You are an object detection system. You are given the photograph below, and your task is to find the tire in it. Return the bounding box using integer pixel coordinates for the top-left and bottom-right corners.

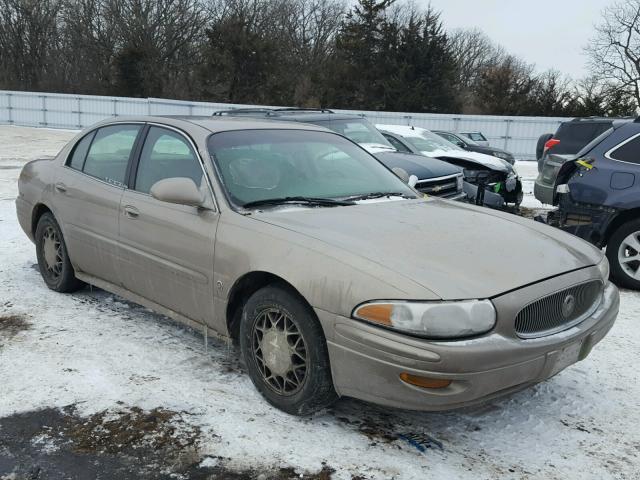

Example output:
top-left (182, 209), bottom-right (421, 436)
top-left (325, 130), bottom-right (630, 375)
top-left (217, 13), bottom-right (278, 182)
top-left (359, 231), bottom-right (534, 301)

top-left (607, 219), bottom-right (640, 290)
top-left (239, 284), bottom-right (337, 415)
top-left (536, 133), bottom-right (553, 162)
top-left (35, 212), bottom-right (85, 293)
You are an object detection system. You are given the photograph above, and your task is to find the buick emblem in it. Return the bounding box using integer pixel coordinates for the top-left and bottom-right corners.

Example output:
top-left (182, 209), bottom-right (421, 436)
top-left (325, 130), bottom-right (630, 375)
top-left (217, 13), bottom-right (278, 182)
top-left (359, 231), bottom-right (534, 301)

top-left (561, 294), bottom-right (576, 318)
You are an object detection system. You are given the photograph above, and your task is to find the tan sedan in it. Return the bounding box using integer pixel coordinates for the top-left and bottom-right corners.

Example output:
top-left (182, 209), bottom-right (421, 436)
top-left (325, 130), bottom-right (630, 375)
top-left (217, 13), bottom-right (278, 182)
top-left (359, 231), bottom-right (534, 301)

top-left (16, 116), bottom-right (619, 415)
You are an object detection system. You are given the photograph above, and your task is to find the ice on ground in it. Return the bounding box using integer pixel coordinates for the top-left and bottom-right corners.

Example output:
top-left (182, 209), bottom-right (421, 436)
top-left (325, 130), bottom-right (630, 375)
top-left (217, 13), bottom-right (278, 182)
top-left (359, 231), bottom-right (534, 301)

top-left (1, 126), bottom-right (639, 479)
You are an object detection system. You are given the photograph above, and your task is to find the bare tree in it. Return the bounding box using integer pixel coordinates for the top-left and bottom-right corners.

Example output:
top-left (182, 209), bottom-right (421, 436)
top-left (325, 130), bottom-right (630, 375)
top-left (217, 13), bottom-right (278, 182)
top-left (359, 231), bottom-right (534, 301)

top-left (586, 0), bottom-right (640, 110)
top-left (0, 0), bottom-right (62, 90)
top-left (449, 28), bottom-right (503, 90)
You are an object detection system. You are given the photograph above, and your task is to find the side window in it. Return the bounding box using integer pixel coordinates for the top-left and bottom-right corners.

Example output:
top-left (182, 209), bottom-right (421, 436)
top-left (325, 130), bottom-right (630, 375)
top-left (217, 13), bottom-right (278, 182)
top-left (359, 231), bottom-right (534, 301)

top-left (83, 125), bottom-right (141, 186)
top-left (609, 135), bottom-right (640, 164)
top-left (67, 132), bottom-right (95, 171)
top-left (384, 134), bottom-right (410, 153)
top-left (135, 127), bottom-right (203, 194)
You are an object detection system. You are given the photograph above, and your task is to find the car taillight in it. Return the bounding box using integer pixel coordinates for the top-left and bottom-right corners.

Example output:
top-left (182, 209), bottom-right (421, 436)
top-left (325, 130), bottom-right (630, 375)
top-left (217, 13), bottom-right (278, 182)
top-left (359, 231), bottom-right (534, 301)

top-left (544, 138), bottom-right (560, 150)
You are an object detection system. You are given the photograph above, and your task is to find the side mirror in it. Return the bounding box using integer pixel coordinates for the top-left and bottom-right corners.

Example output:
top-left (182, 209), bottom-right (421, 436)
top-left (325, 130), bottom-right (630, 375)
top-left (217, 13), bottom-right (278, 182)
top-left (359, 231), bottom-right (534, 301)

top-left (150, 177), bottom-right (205, 207)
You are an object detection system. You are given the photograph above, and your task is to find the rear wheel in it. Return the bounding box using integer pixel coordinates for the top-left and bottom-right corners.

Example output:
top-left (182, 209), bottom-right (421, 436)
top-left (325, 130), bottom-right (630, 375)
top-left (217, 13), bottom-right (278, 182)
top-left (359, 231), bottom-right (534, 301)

top-left (35, 213), bottom-right (84, 293)
top-left (607, 219), bottom-right (640, 290)
top-left (239, 285), bottom-right (337, 415)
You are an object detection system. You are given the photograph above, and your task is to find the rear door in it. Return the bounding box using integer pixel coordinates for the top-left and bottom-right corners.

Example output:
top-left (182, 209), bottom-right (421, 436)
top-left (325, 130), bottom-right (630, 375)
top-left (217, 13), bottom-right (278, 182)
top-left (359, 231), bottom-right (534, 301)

top-left (118, 125), bottom-right (219, 325)
top-left (54, 123), bottom-right (143, 285)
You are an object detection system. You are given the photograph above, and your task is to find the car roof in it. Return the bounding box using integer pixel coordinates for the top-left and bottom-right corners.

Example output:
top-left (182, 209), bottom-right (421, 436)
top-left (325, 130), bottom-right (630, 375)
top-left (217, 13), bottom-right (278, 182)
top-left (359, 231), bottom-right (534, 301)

top-left (89, 115), bottom-right (332, 134)
top-left (212, 108), bottom-right (365, 123)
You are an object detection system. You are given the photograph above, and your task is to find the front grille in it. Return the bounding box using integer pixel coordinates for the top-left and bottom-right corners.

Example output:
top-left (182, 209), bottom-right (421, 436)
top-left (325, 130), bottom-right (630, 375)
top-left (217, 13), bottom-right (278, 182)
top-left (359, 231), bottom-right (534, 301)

top-left (415, 174), bottom-right (460, 198)
top-left (514, 280), bottom-right (603, 338)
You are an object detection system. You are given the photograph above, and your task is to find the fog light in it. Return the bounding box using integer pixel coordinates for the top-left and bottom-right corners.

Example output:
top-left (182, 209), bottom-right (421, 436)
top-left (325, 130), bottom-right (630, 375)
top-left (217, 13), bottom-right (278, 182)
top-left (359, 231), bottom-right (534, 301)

top-left (400, 373), bottom-right (452, 389)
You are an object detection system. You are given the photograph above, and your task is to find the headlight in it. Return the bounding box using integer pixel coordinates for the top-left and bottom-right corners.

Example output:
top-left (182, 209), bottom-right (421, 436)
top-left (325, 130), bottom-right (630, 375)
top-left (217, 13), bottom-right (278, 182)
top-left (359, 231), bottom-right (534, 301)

top-left (493, 151), bottom-right (509, 160)
top-left (352, 300), bottom-right (496, 339)
top-left (456, 174), bottom-right (463, 191)
top-left (597, 256), bottom-right (610, 282)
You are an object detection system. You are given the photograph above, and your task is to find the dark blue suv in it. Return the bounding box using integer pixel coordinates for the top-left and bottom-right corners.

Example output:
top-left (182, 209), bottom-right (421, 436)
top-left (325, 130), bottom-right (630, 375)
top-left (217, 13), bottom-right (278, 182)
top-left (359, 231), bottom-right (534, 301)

top-left (541, 119), bottom-right (640, 289)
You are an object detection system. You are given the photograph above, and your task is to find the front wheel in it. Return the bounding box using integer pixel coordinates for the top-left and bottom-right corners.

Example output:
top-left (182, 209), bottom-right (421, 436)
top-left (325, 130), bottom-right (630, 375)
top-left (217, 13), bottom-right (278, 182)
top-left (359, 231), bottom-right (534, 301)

top-left (239, 285), bottom-right (337, 415)
top-left (607, 219), bottom-right (640, 290)
top-left (35, 212), bottom-right (84, 293)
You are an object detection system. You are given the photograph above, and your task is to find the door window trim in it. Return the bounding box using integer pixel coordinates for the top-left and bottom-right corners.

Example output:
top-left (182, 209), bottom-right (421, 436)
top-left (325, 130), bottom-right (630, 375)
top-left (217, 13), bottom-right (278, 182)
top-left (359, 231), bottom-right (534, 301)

top-left (62, 121), bottom-right (146, 190)
top-left (128, 123), bottom-right (219, 212)
top-left (604, 132), bottom-right (640, 165)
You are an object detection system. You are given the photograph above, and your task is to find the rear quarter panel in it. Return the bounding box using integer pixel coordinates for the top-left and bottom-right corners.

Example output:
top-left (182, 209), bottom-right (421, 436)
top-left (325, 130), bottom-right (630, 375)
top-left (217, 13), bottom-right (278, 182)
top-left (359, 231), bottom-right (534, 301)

top-left (16, 158), bottom-right (58, 241)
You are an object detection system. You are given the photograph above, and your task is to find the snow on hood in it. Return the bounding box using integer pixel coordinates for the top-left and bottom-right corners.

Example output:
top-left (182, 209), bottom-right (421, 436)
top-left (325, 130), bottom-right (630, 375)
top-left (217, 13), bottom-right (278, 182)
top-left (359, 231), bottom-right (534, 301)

top-left (253, 199), bottom-right (602, 299)
top-left (360, 143), bottom-right (397, 154)
top-left (424, 149), bottom-right (512, 172)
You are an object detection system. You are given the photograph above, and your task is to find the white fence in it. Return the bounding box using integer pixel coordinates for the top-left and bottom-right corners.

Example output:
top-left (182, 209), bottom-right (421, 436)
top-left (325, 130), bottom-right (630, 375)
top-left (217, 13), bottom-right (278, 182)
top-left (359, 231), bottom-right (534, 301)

top-left (0, 89), bottom-right (570, 160)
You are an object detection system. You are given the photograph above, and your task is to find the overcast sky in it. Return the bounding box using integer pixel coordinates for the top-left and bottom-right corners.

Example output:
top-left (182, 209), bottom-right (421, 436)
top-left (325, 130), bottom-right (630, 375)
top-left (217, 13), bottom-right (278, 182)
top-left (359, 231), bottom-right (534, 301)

top-left (421, 0), bottom-right (613, 79)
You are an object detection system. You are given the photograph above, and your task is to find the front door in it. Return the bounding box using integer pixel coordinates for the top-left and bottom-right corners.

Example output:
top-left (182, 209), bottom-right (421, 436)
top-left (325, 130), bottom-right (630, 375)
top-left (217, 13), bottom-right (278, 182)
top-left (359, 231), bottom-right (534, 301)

top-left (118, 125), bottom-right (218, 325)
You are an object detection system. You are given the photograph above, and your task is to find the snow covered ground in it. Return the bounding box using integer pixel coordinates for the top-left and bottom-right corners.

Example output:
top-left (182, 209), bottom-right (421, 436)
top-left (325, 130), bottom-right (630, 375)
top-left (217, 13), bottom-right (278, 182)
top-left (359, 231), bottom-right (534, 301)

top-left (1, 125), bottom-right (640, 479)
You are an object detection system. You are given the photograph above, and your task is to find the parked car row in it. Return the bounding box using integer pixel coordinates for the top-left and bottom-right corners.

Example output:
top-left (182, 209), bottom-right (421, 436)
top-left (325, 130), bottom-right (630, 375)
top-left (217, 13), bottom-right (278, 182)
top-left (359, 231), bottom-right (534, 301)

top-left (535, 117), bottom-right (640, 290)
top-left (17, 114), bottom-right (619, 416)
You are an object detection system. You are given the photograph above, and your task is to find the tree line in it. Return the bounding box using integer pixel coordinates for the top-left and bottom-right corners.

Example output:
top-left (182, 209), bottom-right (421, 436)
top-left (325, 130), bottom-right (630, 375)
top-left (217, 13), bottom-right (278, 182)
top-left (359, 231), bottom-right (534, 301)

top-left (0, 0), bottom-right (637, 117)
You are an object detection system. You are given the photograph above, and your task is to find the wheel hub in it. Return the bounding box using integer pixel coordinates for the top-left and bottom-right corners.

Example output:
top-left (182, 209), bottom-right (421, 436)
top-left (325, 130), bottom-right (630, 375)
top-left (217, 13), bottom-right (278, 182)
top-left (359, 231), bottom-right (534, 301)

top-left (43, 234), bottom-right (58, 269)
top-left (251, 307), bottom-right (308, 396)
top-left (261, 329), bottom-right (293, 376)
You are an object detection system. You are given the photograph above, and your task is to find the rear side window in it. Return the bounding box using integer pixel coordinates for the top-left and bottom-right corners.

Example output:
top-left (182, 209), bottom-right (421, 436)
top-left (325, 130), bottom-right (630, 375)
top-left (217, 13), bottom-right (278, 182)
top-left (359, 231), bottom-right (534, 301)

top-left (609, 135), bottom-right (640, 164)
top-left (67, 132), bottom-right (95, 170)
top-left (554, 122), bottom-right (611, 154)
top-left (83, 125), bottom-right (141, 187)
top-left (134, 127), bottom-right (202, 194)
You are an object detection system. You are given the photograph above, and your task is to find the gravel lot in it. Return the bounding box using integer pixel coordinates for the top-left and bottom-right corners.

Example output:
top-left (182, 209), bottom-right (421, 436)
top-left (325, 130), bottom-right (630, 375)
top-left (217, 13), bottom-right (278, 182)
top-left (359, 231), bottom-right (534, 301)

top-left (1, 125), bottom-right (639, 480)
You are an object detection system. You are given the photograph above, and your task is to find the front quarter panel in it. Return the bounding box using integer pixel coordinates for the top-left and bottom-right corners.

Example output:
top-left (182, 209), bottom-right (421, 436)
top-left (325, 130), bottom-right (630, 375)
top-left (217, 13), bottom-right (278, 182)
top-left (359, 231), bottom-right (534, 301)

top-left (212, 211), bottom-right (439, 334)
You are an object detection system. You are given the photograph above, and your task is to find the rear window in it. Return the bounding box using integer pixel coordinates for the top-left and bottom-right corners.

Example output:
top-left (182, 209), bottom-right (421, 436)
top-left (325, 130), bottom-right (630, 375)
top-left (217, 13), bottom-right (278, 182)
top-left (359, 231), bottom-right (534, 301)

top-left (609, 134), bottom-right (640, 164)
top-left (553, 122), bottom-right (612, 154)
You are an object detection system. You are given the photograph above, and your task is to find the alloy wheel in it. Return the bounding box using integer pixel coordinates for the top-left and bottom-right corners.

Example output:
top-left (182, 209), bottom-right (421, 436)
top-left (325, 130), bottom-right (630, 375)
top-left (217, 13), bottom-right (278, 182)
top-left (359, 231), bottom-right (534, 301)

top-left (618, 230), bottom-right (640, 281)
top-left (251, 307), bottom-right (308, 396)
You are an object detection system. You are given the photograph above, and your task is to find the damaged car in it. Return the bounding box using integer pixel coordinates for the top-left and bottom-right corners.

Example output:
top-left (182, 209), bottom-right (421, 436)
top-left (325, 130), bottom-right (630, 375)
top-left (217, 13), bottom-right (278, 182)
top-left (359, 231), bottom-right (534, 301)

top-left (17, 116), bottom-right (618, 415)
top-left (377, 124), bottom-right (523, 209)
top-left (537, 119), bottom-right (640, 289)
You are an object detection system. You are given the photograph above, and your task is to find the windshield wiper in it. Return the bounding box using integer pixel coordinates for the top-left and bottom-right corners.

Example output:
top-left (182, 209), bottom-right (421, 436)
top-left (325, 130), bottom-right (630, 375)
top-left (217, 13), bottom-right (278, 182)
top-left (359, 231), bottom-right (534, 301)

top-left (242, 196), bottom-right (355, 209)
top-left (342, 192), bottom-right (414, 202)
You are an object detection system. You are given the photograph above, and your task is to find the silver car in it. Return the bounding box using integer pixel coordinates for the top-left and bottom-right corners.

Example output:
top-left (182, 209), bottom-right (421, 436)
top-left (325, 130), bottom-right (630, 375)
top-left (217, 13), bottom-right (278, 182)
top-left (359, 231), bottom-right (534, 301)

top-left (16, 116), bottom-right (619, 415)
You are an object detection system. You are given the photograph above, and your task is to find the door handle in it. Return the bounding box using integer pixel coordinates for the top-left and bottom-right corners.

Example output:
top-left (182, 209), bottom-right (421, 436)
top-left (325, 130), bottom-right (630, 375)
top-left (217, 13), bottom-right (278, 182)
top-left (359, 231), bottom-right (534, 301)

top-left (123, 205), bottom-right (139, 218)
top-left (55, 183), bottom-right (67, 193)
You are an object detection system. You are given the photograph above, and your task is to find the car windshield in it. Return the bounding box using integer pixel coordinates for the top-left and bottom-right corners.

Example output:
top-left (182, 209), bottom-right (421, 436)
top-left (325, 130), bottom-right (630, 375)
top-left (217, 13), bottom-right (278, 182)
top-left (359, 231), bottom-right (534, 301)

top-left (405, 130), bottom-right (464, 153)
top-left (457, 134), bottom-right (479, 146)
top-left (323, 119), bottom-right (394, 148)
top-left (208, 129), bottom-right (416, 208)
top-left (463, 132), bottom-right (486, 142)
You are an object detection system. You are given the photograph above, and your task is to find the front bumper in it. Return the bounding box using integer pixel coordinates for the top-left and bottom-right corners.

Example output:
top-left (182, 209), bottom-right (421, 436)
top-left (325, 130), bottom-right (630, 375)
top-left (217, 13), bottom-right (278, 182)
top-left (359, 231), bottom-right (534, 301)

top-left (317, 267), bottom-right (619, 411)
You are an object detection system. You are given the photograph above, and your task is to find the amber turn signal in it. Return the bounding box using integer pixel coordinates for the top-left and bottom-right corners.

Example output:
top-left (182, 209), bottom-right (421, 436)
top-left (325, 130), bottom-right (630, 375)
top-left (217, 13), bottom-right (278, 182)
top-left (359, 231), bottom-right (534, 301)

top-left (354, 303), bottom-right (393, 326)
top-left (400, 373), bottom-right (452, 389)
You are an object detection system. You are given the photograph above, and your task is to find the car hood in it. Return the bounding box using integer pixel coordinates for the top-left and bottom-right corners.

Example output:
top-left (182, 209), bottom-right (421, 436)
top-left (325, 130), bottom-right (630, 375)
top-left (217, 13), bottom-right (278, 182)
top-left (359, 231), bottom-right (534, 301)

top-left (374, 152), bottom-right (462, 179)
top-left (252, 199), bottom-right (602, 300)
top-left (424, 149), bottom-right (512, 172)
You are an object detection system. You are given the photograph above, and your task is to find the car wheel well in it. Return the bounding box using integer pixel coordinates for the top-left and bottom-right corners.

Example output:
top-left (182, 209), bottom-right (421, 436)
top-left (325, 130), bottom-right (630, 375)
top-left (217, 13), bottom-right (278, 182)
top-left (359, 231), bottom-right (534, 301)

top-left (32, 203), bottom-right (53, 237)
top-left (225, 272), bottom-right (312, 344)
top-left (604, 208), bottom-right (640, 246)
